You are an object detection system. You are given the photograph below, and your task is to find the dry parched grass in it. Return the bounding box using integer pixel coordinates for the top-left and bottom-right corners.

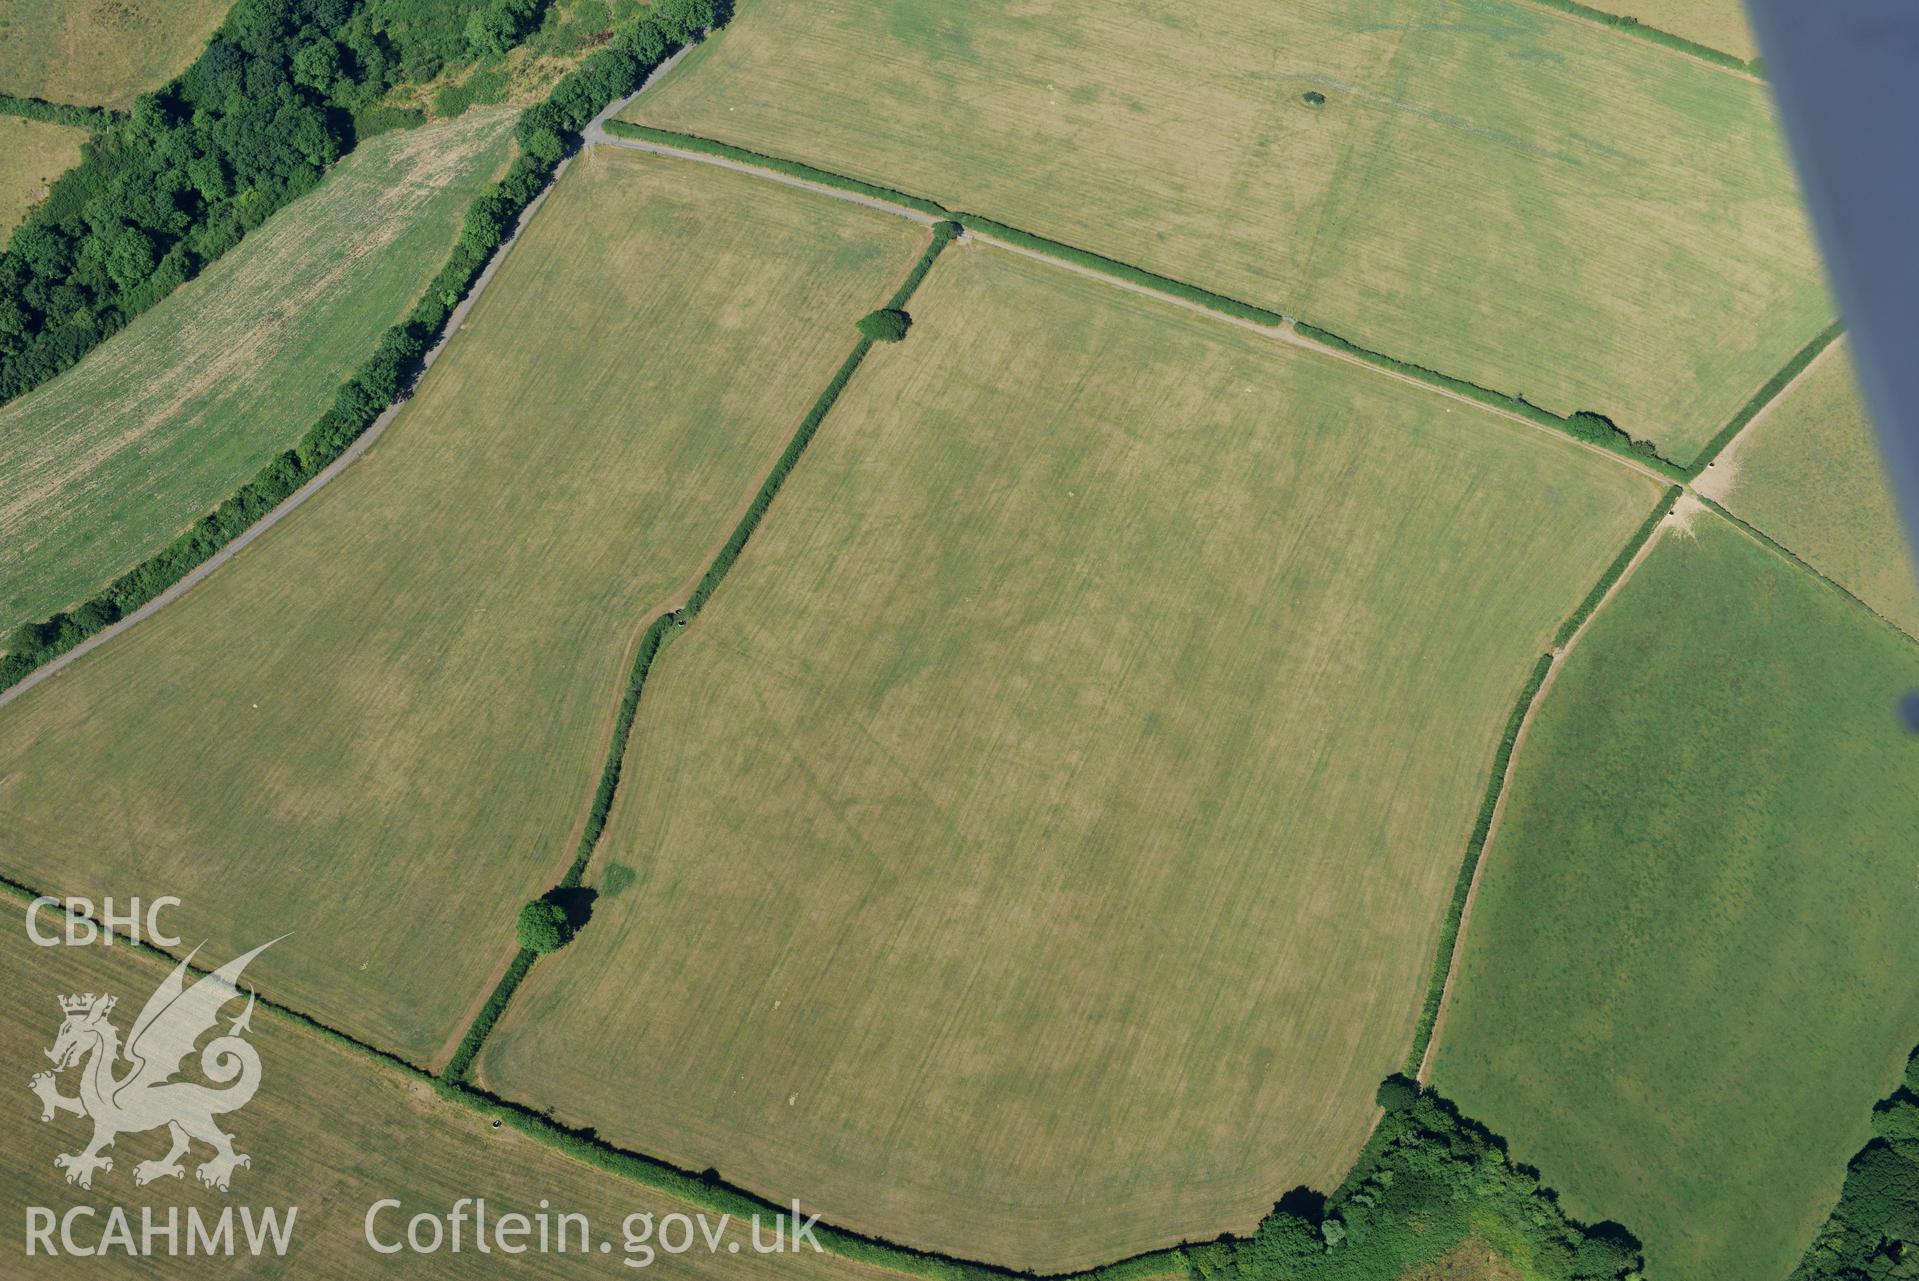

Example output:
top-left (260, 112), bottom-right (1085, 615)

top-left (631, 0), bottom-right (1827, 460)
top-left (0, 0), bottom-right (230, 109)
top-left (0, 925), bottom-right (896, 1280)
top-left (0, 114), bottom-right (86, 239)
top-left (0, 109), bottom-right (518, 638)
top-left (483, 243), bottom-right (1663, 1271)
top-left (0, 150), bottom-right (925, 1063)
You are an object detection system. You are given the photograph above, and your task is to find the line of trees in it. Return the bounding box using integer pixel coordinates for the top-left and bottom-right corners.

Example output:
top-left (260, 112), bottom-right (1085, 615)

top-left (2, 0), bottom-right (726, 691)
top-left (0, 0), bottom-right (574, 407)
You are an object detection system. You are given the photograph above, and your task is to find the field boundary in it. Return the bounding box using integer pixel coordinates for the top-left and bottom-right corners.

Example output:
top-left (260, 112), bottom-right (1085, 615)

top-left (1699, 497), bottom-right (1919, 650)
top-left (1517, 0), bottom-right (1760, 76)
top-left (0, 93), bottom-right (122, 130)
top-left (0, 144), bottom-right (573, 713)
top-left (0, 15), bottom-right (717, 700)
top-left (1406, 485), bottom-right (1681, 1077)
top-left (443, 223), bottom-right (963, 1084)
top-left (1685, 320), bottom-right (1847, 478)
top-left (600, 123), bottom-right (1693, 481)
top-left (0, 870), bottom-right (1183, 1281)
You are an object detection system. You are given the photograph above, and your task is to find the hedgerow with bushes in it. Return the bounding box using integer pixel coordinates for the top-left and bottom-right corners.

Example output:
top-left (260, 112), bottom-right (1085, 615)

top-left (0, 94), bottom-right (123, 131)
top-left (1, 0), bottom-right (724, 692)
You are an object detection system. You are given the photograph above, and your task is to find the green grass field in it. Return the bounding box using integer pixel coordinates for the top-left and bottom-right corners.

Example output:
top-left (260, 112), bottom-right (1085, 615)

top-left (0, 113), bottom-right (86, 238)
top-left (0, 0), bottom-right (229, 108)
top-left (630, 0), bottom-right (1826, 460)
top-left (1430, 515), bottom-right (1919, 1281)
top-left (0, 925), bottom-right (898, 1279)
top-left (1698, 341), bottom-right (1919, 637)
top-left (482, 243), bottom-right (1665, 1270)
top-left (0, 108), bottom-right (517, 639)
top-left (0, 149), bottom-right (926, 1063)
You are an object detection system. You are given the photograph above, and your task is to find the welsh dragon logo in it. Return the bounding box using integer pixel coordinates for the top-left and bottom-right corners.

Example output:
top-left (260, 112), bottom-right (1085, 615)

top-left (28, 939), bottom-right (278, 1192)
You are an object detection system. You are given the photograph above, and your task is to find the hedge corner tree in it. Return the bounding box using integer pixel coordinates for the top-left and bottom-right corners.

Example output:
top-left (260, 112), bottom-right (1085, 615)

top-left (858, 308), bottom-right (911, 342)
top-left (1376, 1074), bottom-right (1421, 1113)
top-left (516, 898), bottom-right (575, 953)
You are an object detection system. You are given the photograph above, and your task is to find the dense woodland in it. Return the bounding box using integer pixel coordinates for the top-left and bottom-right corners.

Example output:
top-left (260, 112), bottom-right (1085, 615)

top-left (1183, 1079), bottom-right (1643, 1281)
top-left (0, 0), bottom-right (579, 404)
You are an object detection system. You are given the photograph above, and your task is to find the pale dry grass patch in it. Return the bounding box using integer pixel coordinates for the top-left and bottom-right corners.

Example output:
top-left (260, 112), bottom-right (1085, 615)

top-left (0, 150), bottom-right (926, 1062)
top-left (0, 114), bottom-right (85, 237)
top-left (0, 109), bottom-right (518, 635)
top-left (631, 0), bottom-right (1828, 460)
top-left (484, 244), bottom-right (1665, 1270)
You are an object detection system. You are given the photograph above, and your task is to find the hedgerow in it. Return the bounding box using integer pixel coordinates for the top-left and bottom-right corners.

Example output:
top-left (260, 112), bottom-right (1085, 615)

top-left (443, 949), bottom-right (536, 1082)
top-left (602, 120), bottom-right (953, 215)
top-left (440, 220), bottom-right (960, 1081)
top-left (0, 94), bottom-right (123, 130)
top-left (0, 0), bottom-right (582, 409)
top-left (886, 220), bottom-right (961, 309)
top-left (681, 338), bottom-right (875, 617)
top-left (1400, 652), bottom-right (1554, 1075)
top-left (1685, 320), bottom-right (1846, 478)
top-left (1553, 486), bottom-right (1683, 648)
top-left (0, 2), bottom-right (725, 695)
top-left (1295, 322), bottom-right (1687, 478)
top-left (956, 213), bottom-right (1287, 325)
top-left (1522, 0), bottom-right (1756, 73)
top-left (1191, 1084), bottom-right (1642, 1280)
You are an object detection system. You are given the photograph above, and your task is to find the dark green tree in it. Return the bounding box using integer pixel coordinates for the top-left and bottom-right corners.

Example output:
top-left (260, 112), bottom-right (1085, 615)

top-left (858, 308), bottom-right (911, 342)
top-left (516, 898), bottom-right (574, 953)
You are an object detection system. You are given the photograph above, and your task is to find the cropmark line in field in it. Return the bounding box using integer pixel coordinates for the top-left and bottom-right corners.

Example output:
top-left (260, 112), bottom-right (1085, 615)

top-left (442, 220), bottom-right (964, 1085)
top-left (1408, 485), bottom-right (1682, 1080)
top-left (0, 870), bottom-right (1187, 1281)
top-left (597, 123), bottom-right (1689, 484)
